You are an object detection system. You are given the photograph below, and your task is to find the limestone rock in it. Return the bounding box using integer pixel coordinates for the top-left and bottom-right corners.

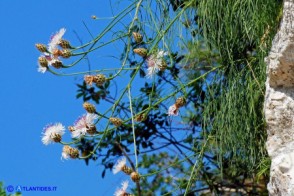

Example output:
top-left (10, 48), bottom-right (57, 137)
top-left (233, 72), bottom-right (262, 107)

top-left (265, 1), bottom-right (294, 195)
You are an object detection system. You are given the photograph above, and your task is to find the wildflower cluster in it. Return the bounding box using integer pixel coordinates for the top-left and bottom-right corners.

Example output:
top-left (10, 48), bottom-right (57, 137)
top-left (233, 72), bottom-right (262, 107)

top-left (40, 101), bottom-right (99, 159)
top-left (132, 32), bottom-right (168, 78)
top-left (37, 26), bottom-right (188, 196)
top-left (35, 28), bottom-right (73, 73)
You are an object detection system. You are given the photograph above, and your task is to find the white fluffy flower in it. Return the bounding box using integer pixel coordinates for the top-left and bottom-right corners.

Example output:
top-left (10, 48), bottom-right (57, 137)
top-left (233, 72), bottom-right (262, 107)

top-left (72, 113), bottom-right (98, 138)
top-left (41, 123), bottom-right (65, 145)
top-left (61, 152), bottom-right (70, 160)
top-left (48, 28), bottom-right (66, 53)
top-left (113, 157), bottom-right (127, 174)
top-left (114, 181), bottom-right (129, 196)
top-left (146, 50), bottom-right (168, 78)
top-left (168, 104), bottom-right (179, 116)
top-left (61, 145), bottom-right (71, 160)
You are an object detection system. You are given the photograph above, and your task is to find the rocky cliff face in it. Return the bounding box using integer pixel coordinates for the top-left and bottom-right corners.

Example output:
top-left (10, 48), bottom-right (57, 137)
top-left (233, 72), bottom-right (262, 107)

top-left (265, 1), bottom-right (294, 195)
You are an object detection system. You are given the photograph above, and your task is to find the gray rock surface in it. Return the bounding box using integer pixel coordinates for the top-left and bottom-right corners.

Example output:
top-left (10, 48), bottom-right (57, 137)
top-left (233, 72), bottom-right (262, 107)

top-left (265, 1), bottom-right (294, 195)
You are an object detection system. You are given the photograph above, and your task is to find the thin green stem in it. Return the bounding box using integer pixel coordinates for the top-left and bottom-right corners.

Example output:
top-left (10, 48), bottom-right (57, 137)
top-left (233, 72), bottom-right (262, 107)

top-left (47, 67), bottom-right (136, 76)
top-left (184, 136), bottom-right (211, 196)
top-left (128, 85), bottom-right (138, 169)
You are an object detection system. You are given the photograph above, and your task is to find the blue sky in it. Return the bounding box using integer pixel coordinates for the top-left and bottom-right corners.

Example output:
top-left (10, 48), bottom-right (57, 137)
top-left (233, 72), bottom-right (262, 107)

top-left (0, 1), bottom-right (134, 195)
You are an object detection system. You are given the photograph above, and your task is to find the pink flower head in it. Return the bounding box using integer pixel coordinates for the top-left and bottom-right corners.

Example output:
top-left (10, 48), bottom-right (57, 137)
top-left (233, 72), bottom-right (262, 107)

top-left (41, 123), bottom-right (65, 145)
top-left (168, 104), bottom-right (179, 116)
top-left (45, 28), bottom-right (66, 65)
top-left (72, 113), bottom-right (98, 138)
top-left (146, 50), bottom-right (167, 78)
top-left (48, 28), bottom-right (66, 53)
top-left (114, 181), bottom-right (129, 196)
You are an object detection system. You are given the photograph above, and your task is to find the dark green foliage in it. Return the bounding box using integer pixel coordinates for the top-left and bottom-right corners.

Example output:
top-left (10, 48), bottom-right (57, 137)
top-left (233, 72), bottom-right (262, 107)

top-left (76, 81), bottom-right (110, 104)
top-left (197, 0), bottom-right (282, 65)
top-left (195, 0), bottom-right (282, 180)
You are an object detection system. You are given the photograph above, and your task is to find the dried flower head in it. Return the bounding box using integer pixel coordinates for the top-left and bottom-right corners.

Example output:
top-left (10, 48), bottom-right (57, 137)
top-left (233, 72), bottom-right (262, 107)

top-left (175, 97), bottom-right (186, 108)
top-left (83, 102), bottom-right (96, 113)
top-left (72, 113), bottom-right (98, 138)
top-left (94, 74), bottom-right (106, 86)
top-left (62, 145), bottom-right (79, 160)
top-left (35, 43), bottom-right (48, 53)
top-left (130, 172), bottom-right (141, 183)
top-left (168, 104), bottom-right (179, 116)
top-left (133, 48), bottom-right (147, 57)
top-left (113, 157), bottom-right (133, 175)
top-left (114, 181), bottom-right (134, 196)
top-left (41, 123), bottom-right (65, 145)
top-left (132, 32), bottom-right (143, 43)
top-left (110, 117), bottom-right (123, 127)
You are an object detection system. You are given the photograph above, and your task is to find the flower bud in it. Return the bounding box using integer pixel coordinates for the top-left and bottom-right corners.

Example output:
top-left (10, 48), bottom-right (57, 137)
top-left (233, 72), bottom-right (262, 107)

top-left (83, 102), bottom-right (96, 113)
top-left (94, 74), bottom-right (106, 86)
top-left (130, 172), bottom-right (140, 182)
top-left (68, 126), bottom-right (75, 132)
top-left (133, 48), bottom-right (147, 57)
top-left (110, 117), bottom-right (123, 127)
top-left (59, 39), bottom-right (73, 49)
top-left (122, 165), bottom-right (133, 175)
top-left (175, 97), bottom-right (186, 108)
top-left (51, 60), bottom-right (63, 69)
top-left (35, 43), bottom-right (48, 53)
top-left (38, 56), bottom-right (48, 67)
top-left (132, 32), bottom-right (143, 43)
top-left (61, 49), bottom-right (72, 58)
